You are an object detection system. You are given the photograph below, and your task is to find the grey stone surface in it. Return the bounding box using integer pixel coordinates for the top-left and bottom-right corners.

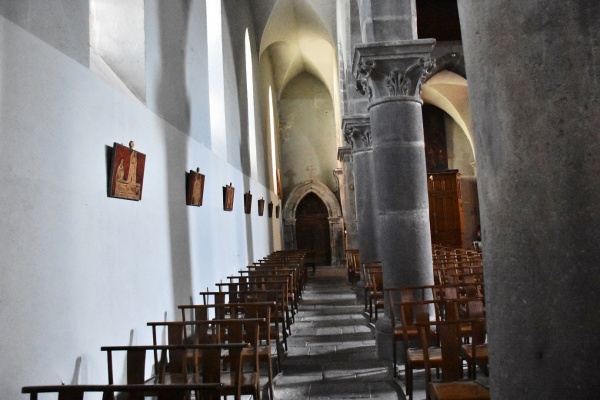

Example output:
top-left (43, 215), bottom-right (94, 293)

top-left (269, 267), bottom-right (404, 399)
top-left (344, 116), bottom-right (379, 263)
top-left (458, 1), bottom-right (600, 398)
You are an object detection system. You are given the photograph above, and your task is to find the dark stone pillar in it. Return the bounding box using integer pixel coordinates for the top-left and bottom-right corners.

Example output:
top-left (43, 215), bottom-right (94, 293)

top-left (337, 147), bottom-right (359, 251)
top-left (353, 40), bottom-right (436, 359)
top-left (458, 1), bottom-right (600, 397)
top-left (356, 0), bottom-right (417, 43)
top-left (343, 116), bottom-right (378, 304)
top-left (343, 116), bottom-right (378, 264)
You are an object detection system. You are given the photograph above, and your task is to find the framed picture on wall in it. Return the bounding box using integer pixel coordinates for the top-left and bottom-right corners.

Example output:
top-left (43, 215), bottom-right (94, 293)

top-left (223, 183), bottom-right (235, 211)
top-left (109, 141), bottom-right (146, 201)
top-left (268, 201), bottom-right (274, 218)
top-left (186, 168), bottom-right (205, 206)
top-left (258, 198), bottom-right (265, 216)
top-left (244, 191), bottom-right (252, 214)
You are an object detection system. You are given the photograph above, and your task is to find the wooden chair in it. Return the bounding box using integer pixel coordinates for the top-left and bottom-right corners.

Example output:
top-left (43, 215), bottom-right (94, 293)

top-left (385, 287), bottom-right (437, 376)
top-left (459, 298), bottom-right (488, 379)
top-left (245, 275), bottom-right (295, 326)
top-left (238, 302), bottom-right (277, 400)
top-left (399, 299), bottom-right (444, 400)
top-left (364, 264), bottom-right (384, 322)
top-left (201, 289), bottom-right (289, 352)
top-left (242, 268), bottom-right (300, 315)
top-left (22, 383), bottom-right (222, 400)
top-left (225, 283), bottom-right (292, 342)
top-left (345, 249), bottom-right (360, 286)
top-left (362, 262), bottom-right (381, 313)
top-left (100, 344), bottom-right (244, 400)
top-left (417, 318), bottom-right (490, 400)
top-left (178, 301), bottom-right (283, 373)
top-left (147, 319), bottom-right (263, 399)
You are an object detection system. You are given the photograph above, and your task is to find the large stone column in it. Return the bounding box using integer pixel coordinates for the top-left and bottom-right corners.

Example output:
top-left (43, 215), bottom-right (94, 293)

top-left (458, 2), bottom-right (600, 398)
top-left (353, 40), bottom-right (436, 359)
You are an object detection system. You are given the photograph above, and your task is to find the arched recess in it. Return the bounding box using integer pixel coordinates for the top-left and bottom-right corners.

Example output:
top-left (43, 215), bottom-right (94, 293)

top-left (283, 180), bottom-right (343, 267)
top-left (422, 69), bottom-right (474, 162)
top-left (422, 65), bottom-right (481, 246)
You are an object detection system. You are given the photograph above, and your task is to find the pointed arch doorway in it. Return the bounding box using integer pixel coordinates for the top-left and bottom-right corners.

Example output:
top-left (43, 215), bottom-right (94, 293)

top-left (283, 180), bottom-right (344, 267)
top-left (295, 193), bottom-right (331, 266)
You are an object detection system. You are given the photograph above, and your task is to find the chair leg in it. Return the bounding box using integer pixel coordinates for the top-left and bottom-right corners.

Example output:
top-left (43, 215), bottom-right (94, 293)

top-left (392, 343), bottom-right (397, 378)
top-left (407, 364), bottom-right (413, 400)
top-left (274, 339), bottom-right (282, 374)
top-left (266, 356), bottom-right (275, 400)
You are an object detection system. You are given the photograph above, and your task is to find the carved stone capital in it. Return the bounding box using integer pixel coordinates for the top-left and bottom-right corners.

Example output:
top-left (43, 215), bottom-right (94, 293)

top-left (337, 146), bottom-right (352, 163)
top-left (352, 39), bottom-right (436, 107)
top-left (342, 115), bottom-right (371, 152)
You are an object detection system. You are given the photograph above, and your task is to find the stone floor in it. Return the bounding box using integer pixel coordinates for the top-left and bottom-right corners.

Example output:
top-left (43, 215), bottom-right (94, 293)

top-left (266, 266), bottom-right (405, 400)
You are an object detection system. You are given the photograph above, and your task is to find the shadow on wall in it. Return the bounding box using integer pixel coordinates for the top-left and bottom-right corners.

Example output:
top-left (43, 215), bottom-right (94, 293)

top-left (154, 1), bottom-right (193, 309)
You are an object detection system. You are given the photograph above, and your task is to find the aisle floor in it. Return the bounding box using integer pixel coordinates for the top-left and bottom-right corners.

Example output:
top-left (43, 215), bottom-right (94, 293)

top-left (269, 266), bottom-right (405, 400)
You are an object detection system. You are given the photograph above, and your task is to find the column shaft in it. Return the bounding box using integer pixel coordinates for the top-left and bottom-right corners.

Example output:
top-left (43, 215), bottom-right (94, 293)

top-left (371, 100), bottom-right (433, 289)
top-left (353, 39), bottom-right (436, 361)
top-left (458, 1), bottom-right (600, 397)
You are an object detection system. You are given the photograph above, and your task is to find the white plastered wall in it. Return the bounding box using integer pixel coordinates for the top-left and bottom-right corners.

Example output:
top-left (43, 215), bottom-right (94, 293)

top-left (0, 8), bottom-right (277, 399)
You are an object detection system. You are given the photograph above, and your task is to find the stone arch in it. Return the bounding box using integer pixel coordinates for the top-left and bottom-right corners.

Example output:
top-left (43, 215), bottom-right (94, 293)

top-left (425, 52), bottom-right (466, 81)
top-left (283, 180), bottom-right (344, 267)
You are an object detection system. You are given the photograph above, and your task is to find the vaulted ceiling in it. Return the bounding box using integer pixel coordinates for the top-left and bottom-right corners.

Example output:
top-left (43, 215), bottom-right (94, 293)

top-left (248, 0), bottom-right (473, 158)
top-left (249, 0), bottom-right (338, 99)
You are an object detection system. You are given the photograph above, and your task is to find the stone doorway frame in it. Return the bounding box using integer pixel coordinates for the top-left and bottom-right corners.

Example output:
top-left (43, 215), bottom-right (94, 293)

top-left (283, 180), bottom-right (344, 267)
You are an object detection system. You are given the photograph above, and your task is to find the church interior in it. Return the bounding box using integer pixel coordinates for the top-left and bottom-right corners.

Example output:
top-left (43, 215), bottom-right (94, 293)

top-left (1, 1), bottom-right (599, 399)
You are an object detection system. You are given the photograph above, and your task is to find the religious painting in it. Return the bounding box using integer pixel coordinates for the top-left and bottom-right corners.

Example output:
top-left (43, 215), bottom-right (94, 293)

top-left (258, 198), bottom-right (265, 216)
top-left (244, 191), bottom-right (252, 214)
top-left (223, 183), bottom-right (235, 211)
top-left (268, 202), bottom-right (274, 218)
top-left (186, 168), bottom-right (205, 206)
top-left (109, 141), bottom-right (146, 201)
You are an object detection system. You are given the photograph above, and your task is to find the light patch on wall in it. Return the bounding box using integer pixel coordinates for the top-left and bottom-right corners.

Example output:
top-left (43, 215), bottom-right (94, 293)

top-left (207, 0), bottom-right (227, 159)
top-left (269, 86), bottom-right (278, 194)
top-left (245, 29), bottom-right (258, 179)
top-left (89, 0), bottom-right (145, 102)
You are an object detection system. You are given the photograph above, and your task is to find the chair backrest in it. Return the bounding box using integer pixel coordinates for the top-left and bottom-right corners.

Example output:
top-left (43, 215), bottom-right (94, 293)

top-left (371, 270), bottom-right (383, 291)
top-left (418, 318), bottom-right (484, 383)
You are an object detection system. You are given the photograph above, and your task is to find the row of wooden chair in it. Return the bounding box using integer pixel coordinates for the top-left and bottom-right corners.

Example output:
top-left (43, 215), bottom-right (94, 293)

top-left (388, 245), bottom-right (488, 400)
top-left (22, 250), bottom-right (309, 400)
top-left (197, 250), bottom-right (309, 399)
top-left (23, 320), bottom-right (261, 400)
top-left (347, 245), bottom-right (488, 400)
top-left (385, 284), bottom-right (488, 399)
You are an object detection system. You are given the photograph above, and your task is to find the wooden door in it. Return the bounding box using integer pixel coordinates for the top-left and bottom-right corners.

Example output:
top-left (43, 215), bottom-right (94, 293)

top-left (427, 171), bottom-right (465, 248)
top-left (295, 193), bottom-right (331, 266)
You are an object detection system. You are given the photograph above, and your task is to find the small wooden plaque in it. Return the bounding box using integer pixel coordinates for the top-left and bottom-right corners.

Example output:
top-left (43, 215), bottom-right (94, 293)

top-left (186, 168), bottom-right (205, 206)
top-left (244, 191), bottom-right (252, 214)
top-left (223, 183), bottom-right (235, 211)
